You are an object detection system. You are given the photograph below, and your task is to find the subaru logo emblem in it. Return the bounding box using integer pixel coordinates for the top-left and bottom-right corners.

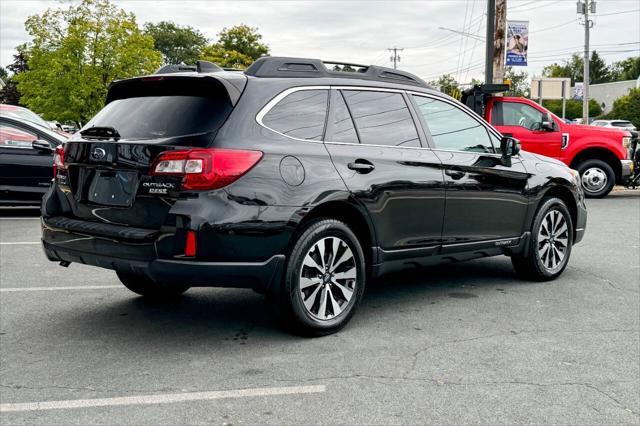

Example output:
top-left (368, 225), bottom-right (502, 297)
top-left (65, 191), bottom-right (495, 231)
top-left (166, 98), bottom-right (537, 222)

top-left (91, 147), bottom-right (106, 160)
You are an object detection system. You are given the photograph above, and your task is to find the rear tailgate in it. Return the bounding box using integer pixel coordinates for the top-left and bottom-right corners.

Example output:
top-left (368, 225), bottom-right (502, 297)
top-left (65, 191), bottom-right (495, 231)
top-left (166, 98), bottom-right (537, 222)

top-left (50, 74), bottom-right (246, 230)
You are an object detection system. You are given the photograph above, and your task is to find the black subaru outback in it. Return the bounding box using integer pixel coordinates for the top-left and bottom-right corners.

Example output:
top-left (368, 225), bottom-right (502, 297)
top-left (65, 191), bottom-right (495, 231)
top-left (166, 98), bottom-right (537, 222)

top-left (41, 57), bottom-right (587, 335)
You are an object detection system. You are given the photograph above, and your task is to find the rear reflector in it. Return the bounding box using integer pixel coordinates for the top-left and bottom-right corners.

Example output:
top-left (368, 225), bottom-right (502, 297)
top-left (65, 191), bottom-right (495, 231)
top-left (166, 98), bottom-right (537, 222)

top-left (150, 148), bottom-right (263, 190)
top-left (184, 230), bottom-right (197, 257)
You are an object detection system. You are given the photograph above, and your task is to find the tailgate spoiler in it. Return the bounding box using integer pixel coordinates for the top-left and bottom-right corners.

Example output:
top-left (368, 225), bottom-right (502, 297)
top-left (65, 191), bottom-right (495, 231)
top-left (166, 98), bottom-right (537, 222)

top-left (461, 84), bottom-right (510, 117)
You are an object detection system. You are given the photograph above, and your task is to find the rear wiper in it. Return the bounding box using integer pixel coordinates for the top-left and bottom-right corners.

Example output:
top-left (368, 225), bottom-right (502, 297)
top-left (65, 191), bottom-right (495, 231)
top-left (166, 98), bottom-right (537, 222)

top-left (80, 126), bottom-right (121, 140)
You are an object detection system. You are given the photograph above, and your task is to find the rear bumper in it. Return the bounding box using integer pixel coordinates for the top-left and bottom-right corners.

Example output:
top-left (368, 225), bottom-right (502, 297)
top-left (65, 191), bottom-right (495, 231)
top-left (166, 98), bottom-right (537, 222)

top-left (42, 223), bottom-right (285, 291)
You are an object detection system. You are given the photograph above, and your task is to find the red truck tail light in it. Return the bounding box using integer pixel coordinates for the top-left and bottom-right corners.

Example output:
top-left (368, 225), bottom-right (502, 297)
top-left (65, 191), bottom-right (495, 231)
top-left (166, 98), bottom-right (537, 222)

top-left (53, 144), bottom-right (66, 177)
top-left (150, 148), bottom-right (263, 190)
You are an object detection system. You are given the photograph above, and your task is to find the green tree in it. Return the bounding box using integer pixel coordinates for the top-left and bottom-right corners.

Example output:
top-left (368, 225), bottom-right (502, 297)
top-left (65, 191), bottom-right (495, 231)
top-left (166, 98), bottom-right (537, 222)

top-left (200, 45), bottom-right (253, 69)
top-left (201, 24), bottom-right (269, 69)
top-left (543, 51), bottom-right (613, 84)
top-left (0, 49), bottom-right (28, 105)
top-left (504, 67), bottom-right (530, 97)
top-left (542, 99), bottom-right (602, 120)
top-left (0, 67), bottom-right (7, 83)
top-left (15, 0), bottom-right (161, 123)
top-left (216, 24), bottom-right (269, 61)
top-left (610, 56), bottom-right (640, 81)
top-left (429, 74), bottom-right (460, 98)
top-left (607, 88), bottom-right (640, 128)
top-left (588, 51), bottom-right (610, 84)
top-left (144, 21), bottom-right (208, 65)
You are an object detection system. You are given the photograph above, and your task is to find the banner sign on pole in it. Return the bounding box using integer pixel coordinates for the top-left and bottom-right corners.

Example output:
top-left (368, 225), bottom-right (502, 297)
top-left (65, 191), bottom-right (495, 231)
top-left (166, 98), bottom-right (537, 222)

top-left (506, 20), bottom-right (529, 66)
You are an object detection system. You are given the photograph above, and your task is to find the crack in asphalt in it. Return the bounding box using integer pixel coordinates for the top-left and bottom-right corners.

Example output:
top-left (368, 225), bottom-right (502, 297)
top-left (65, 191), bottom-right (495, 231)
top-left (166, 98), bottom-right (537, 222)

top-left (570, 266), bottom-right (640, 295)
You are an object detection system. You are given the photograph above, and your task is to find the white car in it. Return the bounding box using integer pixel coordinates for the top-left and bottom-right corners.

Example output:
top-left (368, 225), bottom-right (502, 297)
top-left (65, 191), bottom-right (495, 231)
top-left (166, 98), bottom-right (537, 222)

top-left (591, 119), bottom-right (637, 132)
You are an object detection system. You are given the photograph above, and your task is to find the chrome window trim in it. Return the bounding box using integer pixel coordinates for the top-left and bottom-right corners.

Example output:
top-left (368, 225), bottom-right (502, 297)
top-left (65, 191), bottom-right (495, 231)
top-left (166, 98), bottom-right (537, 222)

top-left (255, 85), bottom-right (510, 157)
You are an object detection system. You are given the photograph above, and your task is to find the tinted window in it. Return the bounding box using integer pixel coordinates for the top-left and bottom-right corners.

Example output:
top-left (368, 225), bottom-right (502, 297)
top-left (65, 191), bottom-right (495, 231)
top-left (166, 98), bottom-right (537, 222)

top-left (612, 121), bottom-right (633, 128)
top-left (491, 101), bottom-right (544, 130)
top-left (83, 96), bottom-right (232, 141)
top-left (330, 91), bottom-right (358, 143)
top-left (343, 90), bottom-right (420, 147)
top-left (263, 90), bottom-right (328, 140)
top-left (0, 123), bottom-right (37, 148)
top-left (413, 95), bottom-right (494, 153)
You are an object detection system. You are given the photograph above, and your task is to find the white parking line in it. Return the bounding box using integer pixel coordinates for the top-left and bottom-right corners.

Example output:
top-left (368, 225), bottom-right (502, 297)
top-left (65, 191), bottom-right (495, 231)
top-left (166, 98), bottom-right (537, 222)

top-left (0, 217), bottom-right (40, 220)
top-left (0, 242), bottom-right (40, 245)
top-left (0, 385), bottom-right (326, 412)
top-left (1, 286), bottom-right (122, 292)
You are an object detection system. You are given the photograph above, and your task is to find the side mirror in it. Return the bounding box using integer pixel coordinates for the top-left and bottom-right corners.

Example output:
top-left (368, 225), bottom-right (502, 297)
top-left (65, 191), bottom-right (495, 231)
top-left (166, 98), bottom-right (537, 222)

top-left (500, 136), bottom-right (521, 157)
top-left (541, 113), bottom-right (555, 131)
top-left (32, 140), bottom-right (53, 152)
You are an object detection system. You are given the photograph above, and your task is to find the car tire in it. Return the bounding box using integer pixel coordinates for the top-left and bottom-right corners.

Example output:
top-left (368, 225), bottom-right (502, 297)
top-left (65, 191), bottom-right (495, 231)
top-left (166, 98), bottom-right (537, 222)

top-left (511, 197), bottom-right (574, 281)
top-left (274, 218), bottom-right (366, 336)
top-left (116, 271), bottom-right (189, 298)
top-left (577, 159), bottom-right (615, 198)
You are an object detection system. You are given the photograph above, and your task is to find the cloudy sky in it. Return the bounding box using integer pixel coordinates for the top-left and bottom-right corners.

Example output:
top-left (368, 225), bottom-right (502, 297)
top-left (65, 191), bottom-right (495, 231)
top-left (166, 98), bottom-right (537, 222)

top-left (1, 0), bottom-right (638, 83)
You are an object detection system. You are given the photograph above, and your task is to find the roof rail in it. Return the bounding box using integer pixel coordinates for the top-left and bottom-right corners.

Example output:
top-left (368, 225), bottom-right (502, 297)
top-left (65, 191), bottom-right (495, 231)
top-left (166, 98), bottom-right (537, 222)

top-left (155, 60), bottom-right (223, 75)
top-left (245, 57), bottom-right (430, 88)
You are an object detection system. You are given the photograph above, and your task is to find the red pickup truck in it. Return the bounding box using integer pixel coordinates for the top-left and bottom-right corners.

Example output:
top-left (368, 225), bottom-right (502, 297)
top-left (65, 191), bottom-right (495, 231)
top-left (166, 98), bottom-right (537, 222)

top-left (463, 85), bottom-right (634, 198)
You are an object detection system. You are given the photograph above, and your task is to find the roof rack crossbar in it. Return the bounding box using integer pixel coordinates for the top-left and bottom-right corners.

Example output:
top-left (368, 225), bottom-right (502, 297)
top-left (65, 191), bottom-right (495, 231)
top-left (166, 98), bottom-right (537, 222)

top-left (245, 57), bottom-right (430, 88)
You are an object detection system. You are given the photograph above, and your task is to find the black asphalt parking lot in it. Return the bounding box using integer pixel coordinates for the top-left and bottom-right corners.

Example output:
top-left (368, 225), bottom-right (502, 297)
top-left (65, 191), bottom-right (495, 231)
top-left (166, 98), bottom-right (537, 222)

top-left (1, 191), bottom-right (638, 425)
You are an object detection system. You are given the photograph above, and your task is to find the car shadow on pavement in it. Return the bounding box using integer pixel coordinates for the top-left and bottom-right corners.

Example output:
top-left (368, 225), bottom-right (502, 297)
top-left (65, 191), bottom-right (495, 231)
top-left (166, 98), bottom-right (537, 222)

top-left (54, 256), bottom-right (535, 348)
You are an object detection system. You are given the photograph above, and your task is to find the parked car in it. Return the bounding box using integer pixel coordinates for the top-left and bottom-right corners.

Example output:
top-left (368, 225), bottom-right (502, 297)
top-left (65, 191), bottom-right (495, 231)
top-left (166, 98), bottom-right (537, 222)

top-left (41, 58), bottom-right (587, 335)
top-left (462, 86), bottom-right (634, 198)
top-left (0, 104), bottom-right (72, 137)
top-left (591, 119), bottom-right (637, 132)
top-left (0, 115), bottom-right (68, 205)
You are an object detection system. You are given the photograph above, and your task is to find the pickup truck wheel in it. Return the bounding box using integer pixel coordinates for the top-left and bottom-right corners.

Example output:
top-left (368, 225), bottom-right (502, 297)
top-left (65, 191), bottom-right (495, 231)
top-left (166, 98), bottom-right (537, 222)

top-left (577, 159), bottom-right (615, 198)
top-left (511, 197), bottom-right (574, 281)
top-left (273, 218), bottom-right (366, 337)
top-left (116, 271), bottom-right (189, 299)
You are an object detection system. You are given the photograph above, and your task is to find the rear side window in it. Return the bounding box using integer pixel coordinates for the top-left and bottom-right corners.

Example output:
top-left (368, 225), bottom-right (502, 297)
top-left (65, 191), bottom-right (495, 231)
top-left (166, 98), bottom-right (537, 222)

top-left (84, 96), bottom-right (231, 140)
top-left (262, 89), bottom-right (328, 140)
top-left (342, 90), bottom-right (420, 147)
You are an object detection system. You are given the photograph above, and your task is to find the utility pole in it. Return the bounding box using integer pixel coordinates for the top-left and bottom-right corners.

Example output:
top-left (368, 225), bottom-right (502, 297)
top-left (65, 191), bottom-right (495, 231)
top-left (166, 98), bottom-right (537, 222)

top-left (485, 0), bottom-right (495, 83)
top-left (578, 0), bottom-right (595, 123)
top-left (388, 47), bottom-right (403, 69)
top-left (485, 0), bottom-right (507, 84)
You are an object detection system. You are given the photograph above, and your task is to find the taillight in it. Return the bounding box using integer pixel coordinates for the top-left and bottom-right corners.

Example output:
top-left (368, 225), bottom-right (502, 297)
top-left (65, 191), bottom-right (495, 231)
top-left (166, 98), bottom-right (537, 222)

top-left (53, 144), bottom-right (65, 177)
top-left (150, 148), bottom-right (263, 190)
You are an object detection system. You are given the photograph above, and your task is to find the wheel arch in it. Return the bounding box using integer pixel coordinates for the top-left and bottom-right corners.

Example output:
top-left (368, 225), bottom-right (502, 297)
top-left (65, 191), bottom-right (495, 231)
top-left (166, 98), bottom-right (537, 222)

top-left (569, 147), bottom-right (621, 182)
top-left (290, 199), bottom-right (377, 275)
top-left (540, 184), bottom-right (579, 242)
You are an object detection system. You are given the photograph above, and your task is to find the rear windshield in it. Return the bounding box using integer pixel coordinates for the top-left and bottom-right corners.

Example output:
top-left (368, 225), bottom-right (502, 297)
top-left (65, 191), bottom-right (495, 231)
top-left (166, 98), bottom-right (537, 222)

top-left (83, 95), bottom-right (231, 140)
top-left (612, 121), bottom-right (633, 128)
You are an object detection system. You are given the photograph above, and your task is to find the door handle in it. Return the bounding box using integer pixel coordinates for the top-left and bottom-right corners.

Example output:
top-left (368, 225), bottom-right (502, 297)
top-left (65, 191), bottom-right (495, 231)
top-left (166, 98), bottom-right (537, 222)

top-left (348, 159), bottom-right (375, 174)
top-left (445, 169), bottom-right (466, 180)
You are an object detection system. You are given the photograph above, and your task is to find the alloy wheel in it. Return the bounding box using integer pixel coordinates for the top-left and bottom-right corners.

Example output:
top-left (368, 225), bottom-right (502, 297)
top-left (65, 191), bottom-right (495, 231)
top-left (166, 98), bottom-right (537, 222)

top-left (581, 167), bottom-right (607, 193)
top-left (537, 210), bottom-right (569, 271)
top-left (299, 236), bottom-right (357, 320)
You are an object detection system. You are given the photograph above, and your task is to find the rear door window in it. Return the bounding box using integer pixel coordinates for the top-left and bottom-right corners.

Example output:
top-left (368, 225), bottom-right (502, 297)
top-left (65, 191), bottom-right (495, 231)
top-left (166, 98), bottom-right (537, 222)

top-left (413, 95), bottom-right (495, 153)
top-left (329, 91), bottom-right (359, 143)
top-left (262, 89), bottom-right (328, 140)
top-left (342, 90), bottom-right (420, 147)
